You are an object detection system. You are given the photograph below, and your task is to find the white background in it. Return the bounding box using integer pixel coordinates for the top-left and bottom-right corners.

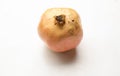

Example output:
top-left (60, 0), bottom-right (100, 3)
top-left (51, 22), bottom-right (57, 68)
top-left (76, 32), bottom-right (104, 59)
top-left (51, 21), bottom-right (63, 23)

top-left (0, 0), bottom-right (120, 76)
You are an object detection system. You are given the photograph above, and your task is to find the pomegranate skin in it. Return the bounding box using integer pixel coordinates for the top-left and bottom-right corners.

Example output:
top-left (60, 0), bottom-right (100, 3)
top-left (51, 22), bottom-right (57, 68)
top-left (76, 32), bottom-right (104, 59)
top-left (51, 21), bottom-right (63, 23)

top-left (38, 8), bottom-right (83, 52)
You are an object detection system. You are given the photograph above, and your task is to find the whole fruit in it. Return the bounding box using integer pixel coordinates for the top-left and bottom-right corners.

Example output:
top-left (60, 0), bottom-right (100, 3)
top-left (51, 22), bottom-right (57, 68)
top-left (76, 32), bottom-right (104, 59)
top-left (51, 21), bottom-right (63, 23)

top-left (38, 8), bottom-right (83, 52)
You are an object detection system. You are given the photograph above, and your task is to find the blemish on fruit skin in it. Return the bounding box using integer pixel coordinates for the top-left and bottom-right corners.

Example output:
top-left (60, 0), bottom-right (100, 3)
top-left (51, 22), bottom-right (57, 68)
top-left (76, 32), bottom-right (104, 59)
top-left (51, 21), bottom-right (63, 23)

top-left (72, 20), bottom-right (74, 22)
top-left (68, 21), bottom-right (70, 23)
top-left (68, 29), bottom-right (74, 35)
top-left (75, 25), bottom-right (78, 30)
top-left (55, 23), bottom-right (57, 25)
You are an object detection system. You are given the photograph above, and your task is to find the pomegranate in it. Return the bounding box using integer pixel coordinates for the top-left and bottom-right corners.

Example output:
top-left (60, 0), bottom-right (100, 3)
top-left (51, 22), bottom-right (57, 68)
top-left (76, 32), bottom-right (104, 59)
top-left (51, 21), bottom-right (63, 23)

top-left (38, 8), bottom-right (83, 52)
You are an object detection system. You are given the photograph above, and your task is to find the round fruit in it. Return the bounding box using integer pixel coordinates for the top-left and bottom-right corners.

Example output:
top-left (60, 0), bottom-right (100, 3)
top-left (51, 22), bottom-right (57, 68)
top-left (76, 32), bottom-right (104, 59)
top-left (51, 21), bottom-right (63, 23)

top-left (38, 8), bottom-right (83, 52)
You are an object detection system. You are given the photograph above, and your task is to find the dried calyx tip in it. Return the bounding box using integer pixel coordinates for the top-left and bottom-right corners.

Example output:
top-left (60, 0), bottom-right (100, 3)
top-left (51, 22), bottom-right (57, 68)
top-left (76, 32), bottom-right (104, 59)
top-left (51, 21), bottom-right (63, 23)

top-left (55, 15), bottom-right (65, 26)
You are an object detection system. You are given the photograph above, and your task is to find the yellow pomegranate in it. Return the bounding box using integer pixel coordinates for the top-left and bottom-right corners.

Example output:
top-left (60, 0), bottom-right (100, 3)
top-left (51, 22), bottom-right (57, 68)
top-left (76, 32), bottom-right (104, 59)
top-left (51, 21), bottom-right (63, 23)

top-left (38, 8), bottom-right (83, 52)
